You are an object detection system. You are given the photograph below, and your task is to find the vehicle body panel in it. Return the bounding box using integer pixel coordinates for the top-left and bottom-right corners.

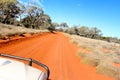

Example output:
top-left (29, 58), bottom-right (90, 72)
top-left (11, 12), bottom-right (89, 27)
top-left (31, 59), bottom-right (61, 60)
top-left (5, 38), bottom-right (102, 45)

top-left (0, 58), bottom-right (47, 80)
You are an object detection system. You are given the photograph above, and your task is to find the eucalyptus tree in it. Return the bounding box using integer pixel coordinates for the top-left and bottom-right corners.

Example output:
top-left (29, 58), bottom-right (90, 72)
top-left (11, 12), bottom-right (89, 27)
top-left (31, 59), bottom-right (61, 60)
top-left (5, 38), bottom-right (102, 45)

top-left (0, 0), bottom-right (21, 24)
top-left (0, 0), bottom-right (19, 23)
top-left (47, 22), bottom-right (59, 31)
top-left (51, 22), bottom-right (58, 29)
top-left (39, 14), bottom-right (52, 29)
top-left (78, 26), bottom-right (90, 37)
top-left (66, 27), bottom-right (76, 35)
top-left (51, 22), bottom-right (59, 27)
top-left (60, 22), bottom-right (69, 31)
top-left (89, 27), bottom-right (102, 39)
top-left (24, 5), bottom-right (44, 28)
top-left (17, 3), bottom-right (26, 23)
top-left (22, 5), bottom-right (52, 29)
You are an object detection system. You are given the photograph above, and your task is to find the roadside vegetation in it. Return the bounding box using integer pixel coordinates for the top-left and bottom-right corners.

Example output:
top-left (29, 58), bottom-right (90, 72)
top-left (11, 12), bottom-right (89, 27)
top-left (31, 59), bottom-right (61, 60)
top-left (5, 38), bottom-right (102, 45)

top-left (53, 24), bottom-right (120, 44)
top-left (0, 0), bottom-right (70, 37)
top-left (0, 23), bottom-right (48, 39)
top-left (64, 26), bottom-right (120, 44)
top-left (0, 0), bottom-right (55, 39)
top-left (65, 33), bottom-right (120, 80)
top-left (0, 0), bottom-right (51, 29)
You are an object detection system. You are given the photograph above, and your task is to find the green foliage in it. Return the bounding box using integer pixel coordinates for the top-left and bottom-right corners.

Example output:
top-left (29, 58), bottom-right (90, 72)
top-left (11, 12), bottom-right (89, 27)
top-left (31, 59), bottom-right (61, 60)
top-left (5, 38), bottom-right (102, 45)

top-left (66, 26), bottom-right (120, 43)
top-left (57, 28), bottom-right (63, 32)
top-left (40, 14), bottom-right (51, 29)
top-left (78, 26), bottom-right (89, 36)
top-left (0, 0), bottom-right (21, 24)
top-left (65, 27), bottom-right (76, 35)
top-left (51, 22), bottom-right (59, 27)
top-left (60, 22), bottom-right (69, 30)
top-left (0, 0), bottom-right (52, 30)
top-left (60, 22), bottom-right (68, 27)
top-left (21, 5), bottom-right (51, 29)
top-left (67, 26), bottom-right (102, 39)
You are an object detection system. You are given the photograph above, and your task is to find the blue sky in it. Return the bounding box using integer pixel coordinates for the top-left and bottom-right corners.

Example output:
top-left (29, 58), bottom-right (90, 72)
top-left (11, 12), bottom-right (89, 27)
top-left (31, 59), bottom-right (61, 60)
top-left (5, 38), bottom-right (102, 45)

top-left (20, 0), bottom-right (120, 38)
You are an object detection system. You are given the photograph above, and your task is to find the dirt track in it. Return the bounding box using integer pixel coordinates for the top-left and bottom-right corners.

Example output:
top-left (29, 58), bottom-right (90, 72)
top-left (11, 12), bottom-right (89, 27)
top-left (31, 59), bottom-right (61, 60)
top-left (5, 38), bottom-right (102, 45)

top-left (0, 32), bottom-right (115, 80)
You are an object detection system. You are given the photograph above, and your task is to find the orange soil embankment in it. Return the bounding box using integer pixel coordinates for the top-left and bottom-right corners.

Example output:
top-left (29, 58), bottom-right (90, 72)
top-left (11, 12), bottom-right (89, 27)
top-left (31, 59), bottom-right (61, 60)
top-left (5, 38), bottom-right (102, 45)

top-left (0, 32), bottom-right (115, 80)
top-left (112, 63), bottom-right (120, 68)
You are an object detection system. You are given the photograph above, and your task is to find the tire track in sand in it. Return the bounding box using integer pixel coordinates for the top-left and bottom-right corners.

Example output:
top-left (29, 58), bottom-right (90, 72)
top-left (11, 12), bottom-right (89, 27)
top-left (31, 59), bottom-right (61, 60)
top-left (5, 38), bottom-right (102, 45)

top-left (0, 32), bottom-right (115, 80)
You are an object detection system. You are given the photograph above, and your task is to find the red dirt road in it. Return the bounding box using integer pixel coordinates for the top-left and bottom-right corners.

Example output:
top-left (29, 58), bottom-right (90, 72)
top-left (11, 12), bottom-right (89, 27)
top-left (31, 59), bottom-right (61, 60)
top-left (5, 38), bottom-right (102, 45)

top-left (0, 33), bottom-right (115, 80)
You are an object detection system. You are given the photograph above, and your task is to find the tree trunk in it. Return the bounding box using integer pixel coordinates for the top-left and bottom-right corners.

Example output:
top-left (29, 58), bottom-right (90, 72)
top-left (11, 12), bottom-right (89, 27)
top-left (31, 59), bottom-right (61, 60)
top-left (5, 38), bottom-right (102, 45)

top-left (2, 13), bottom-right (9, 24)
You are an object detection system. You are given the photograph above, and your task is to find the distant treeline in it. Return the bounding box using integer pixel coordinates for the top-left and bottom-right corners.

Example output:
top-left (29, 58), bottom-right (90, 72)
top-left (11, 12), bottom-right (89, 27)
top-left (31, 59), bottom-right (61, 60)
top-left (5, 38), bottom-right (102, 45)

top-left (58, 25), bottom-right (120, 44)
top-left (50, 22), bottom-right (120, 44)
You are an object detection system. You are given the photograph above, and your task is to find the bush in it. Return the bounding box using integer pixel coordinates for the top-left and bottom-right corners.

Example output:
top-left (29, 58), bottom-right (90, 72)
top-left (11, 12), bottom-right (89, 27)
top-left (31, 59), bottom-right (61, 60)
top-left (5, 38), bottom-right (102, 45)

top-left (96, 63), bottom-right (120, 80)
top-left (82, 57), bottom-right (99, 66)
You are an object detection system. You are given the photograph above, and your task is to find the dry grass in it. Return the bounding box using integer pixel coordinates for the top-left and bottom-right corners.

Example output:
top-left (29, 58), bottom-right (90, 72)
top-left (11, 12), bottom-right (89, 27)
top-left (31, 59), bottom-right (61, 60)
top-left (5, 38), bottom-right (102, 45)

top-left (77, 51), bottom-right (86, 58)
top-left (96, 62), bottom-right (120, 80)
top-left (64, 33), bottom-right (120, 80)
top-left (81, 57), bottom-right (99, 66)
top-left (0, 23), bottom-right (49, 39)
top-left (70, 39), bottom-right (79, 44)
top-left (78, 51), bottom-right (101, 67)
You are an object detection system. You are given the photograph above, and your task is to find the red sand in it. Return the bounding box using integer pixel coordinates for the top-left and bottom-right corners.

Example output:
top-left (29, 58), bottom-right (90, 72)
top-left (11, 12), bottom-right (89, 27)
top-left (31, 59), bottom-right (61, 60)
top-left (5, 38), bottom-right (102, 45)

top-left (112, 63), bottom-right (120, 68)
top-left (0, 32), bottom-right (115, 80)
top-left (102, 48), bottom-right (114, 53)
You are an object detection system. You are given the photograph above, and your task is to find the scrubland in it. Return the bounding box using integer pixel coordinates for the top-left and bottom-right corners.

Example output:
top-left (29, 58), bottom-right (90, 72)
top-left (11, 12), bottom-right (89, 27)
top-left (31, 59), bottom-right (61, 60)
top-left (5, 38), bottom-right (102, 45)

top-left (0, 23), bottom-right (48, 39)
top-left (65, 33), bottom-right (120, 80)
